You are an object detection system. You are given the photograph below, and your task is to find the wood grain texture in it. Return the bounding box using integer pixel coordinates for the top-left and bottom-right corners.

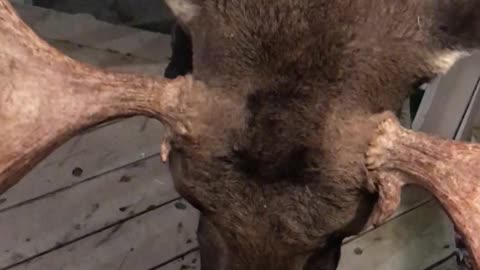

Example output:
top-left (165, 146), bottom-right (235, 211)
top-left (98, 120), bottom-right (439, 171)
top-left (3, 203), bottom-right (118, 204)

top-left (0, 116), bottom-right (165, 211)
top-left (47, 40), bottom-right (165, 72)
top-left (8, 199), bottom-right (199, 270)
top-left (0, 156), bottom-right (186, 268)
top-left (338, 201), bottom-right (456, 270)
top-left (427, 255), bottom-right (458, 270)
top-left (151, 251), bottom-right (200, 270)
top-left (12, 3), bottom-right (171, 62)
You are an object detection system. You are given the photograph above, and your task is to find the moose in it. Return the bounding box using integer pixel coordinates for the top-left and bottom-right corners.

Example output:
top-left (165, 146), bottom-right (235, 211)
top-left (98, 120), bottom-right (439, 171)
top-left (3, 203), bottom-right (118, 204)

top-left (2, 0), bottom-right (480, 269)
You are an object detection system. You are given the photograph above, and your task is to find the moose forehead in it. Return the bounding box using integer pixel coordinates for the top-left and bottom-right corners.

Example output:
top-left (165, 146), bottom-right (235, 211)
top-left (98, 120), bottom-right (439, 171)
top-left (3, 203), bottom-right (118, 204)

top-left (166, 0), bottom-right (466, 91)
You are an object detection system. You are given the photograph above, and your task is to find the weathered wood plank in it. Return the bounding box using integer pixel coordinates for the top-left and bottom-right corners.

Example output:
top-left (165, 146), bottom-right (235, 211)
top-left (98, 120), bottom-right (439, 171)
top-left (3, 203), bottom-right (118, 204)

top-left (152, 250), bottom-right (200, 270)
top-left (9, 199), bottom-right (199, 270)
top-left (344, 186), bottom-right (432, 244)
top-left (0, 156), bottom-right (185, 268)
top-left (47, 40), bottom-right (163, 71)
top-left (48, 40), bottom-right (168, 78)
top-left (0, 116), bottom-right (165, 211)
top-left (426, 255), bottom-right (458, 270)
top-left (453, 77), bottom-right (480, 141)
top-left (338, 201), bottom-right (456, 270)
top-left (411, 53), bottom-right (480, 137)
top-left (411, 77), bottom-right (440, 131)
top-left (12, 3), bottom-right (171, 62)
top-left (461, 80), bottom-right (480, 142)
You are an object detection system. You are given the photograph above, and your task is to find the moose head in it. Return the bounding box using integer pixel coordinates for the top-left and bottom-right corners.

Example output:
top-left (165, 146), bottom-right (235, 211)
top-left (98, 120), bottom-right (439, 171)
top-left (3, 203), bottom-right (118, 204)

top-left (2, 0), bottom-right (480, 269)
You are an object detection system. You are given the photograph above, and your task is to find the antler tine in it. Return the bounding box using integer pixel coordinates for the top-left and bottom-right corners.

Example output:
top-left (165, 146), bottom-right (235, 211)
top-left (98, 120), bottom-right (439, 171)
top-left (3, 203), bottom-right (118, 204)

top-left (0, 0), bottom-right (200, 194)
top-left (366, 113), bottom-right (480, 269)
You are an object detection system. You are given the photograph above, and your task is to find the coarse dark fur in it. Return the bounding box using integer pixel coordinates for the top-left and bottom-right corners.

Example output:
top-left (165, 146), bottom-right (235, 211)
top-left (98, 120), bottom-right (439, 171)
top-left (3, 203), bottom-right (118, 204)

top-left (164, 0), bottom-right (480, 269)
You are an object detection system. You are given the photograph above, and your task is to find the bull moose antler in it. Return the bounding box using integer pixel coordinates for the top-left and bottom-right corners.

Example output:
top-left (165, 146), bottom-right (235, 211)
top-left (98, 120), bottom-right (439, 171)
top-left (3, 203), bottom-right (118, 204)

top-left (0, 0), bottom-right (208, 194)
top-left (366, 114), bottom-right (480, 269)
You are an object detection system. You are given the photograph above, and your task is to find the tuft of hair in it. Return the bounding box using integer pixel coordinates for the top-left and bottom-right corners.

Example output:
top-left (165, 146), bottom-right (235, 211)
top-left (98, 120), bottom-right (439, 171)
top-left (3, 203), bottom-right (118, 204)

top-left (165, 0), bottom-right (200, 23)
top-left (429, 50), bottom-right (470, 74)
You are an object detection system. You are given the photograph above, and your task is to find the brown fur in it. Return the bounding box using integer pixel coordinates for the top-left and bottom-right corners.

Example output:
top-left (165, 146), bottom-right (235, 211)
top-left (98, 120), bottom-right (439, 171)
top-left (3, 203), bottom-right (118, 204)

top-left (164, 0), bottom-right (480, 269)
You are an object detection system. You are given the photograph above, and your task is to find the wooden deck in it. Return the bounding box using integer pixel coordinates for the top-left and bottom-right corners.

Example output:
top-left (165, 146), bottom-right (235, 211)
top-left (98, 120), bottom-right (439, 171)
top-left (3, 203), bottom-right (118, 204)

top-left (0, 3), bottom-right (469, 270)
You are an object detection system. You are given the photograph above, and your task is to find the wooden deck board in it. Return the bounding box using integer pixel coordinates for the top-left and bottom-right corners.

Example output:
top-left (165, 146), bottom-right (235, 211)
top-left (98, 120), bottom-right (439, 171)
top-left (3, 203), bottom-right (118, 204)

top-left (0, 156), bottom-right (186, 268)
top-left (338, 201), bottom-right (456, 270)
top-left (8, 200), bottom-right (199, 270)
top-left (428, 256), bottom-right (458, 270)
top-left (151, 251), bottom-right (200, 270)
top-left (0, 116), bottom-right (165, 211)
top-left (343, 185), bottom-right (431, 244)
top-left (432, 260), bottom-right (458, 270)
top-left (13, 3), bottom-right (172, 62)
top-left (48, 40), bottom-right (160, 70)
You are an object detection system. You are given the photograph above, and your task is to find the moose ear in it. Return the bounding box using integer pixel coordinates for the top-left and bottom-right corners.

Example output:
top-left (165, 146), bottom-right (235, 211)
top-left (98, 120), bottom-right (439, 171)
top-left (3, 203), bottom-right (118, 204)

top-left (165, 0), bottom-right (201, 24)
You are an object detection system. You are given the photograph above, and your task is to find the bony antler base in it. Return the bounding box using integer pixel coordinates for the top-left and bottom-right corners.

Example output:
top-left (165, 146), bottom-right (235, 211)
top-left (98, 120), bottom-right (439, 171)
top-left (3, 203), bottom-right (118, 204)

top-left (366, 115), bottom-right (480, 270)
